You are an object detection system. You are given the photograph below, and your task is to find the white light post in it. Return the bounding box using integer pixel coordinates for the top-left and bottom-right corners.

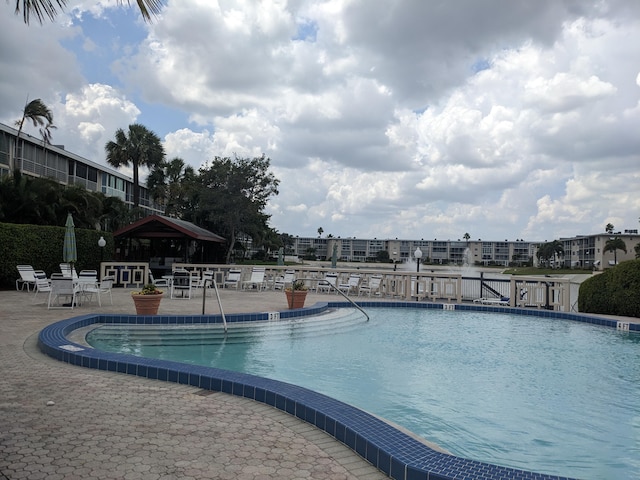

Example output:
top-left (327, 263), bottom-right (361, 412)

top-left (98, 236), bottom-right (106, 278)
top-left (414, 247), bottom-right (422, 273)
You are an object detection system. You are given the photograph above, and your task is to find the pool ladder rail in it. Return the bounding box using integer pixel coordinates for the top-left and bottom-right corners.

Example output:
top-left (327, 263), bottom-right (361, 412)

top-left (298, 277), bottom-right (370, 322)
top-left (201, 278), bottom-right (228, 333)
top-left (200, 277), bottom-right (369, 329)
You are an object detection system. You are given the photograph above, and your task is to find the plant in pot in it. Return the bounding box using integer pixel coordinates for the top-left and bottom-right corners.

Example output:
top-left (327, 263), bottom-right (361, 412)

top-left (131, 283), bottom-right (164, 315)
top-left (284, 279), bottom-right (308, 309)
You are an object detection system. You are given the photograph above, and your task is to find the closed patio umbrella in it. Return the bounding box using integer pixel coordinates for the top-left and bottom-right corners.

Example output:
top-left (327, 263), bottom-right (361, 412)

top-left (63, 212), bottom-right (77, 265)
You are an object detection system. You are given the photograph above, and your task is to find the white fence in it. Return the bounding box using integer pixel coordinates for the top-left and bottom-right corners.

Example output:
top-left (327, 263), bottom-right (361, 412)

top-left (101, 262), bottom-right (571, 311)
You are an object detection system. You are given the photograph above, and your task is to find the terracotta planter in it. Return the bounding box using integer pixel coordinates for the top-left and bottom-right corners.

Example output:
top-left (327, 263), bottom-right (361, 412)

top-left (285, 290), bottom-right (308, 309)
top-left (132, 293), bottom-right (163, 315)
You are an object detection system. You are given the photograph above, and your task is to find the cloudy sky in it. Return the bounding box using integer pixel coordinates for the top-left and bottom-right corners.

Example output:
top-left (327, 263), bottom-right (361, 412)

top-left (2, 0), bottom-right (639, 242)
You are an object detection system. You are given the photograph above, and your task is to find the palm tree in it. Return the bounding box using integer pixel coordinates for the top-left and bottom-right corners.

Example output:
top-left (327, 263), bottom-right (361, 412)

top-left (13, 0), bottom-right (163, 24)
top-left (605, 223), bottom-right (614, 234)
top-left (105, 124), bottom-right (165, 209)
top-left (604, 237), bottom-right (627, 266)
top-left (147, 157), bottom-right (195, 217)
top-left (317, 227), bottom-right (324, 238)
top-left (14, 98), bottom-right (55, 168)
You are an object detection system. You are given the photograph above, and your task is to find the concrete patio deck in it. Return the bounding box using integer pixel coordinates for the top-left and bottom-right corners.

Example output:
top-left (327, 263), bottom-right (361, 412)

top-left (0, 286), bottom-right (390, 479)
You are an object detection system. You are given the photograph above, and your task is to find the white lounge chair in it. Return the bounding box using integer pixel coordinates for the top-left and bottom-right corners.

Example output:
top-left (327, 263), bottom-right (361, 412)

top-left (32, 271), bottom-right (51, 303)
top-left (359, 275), bottom-right (383, 297)
top-left (338, 274), bottom-right (361, 295)
top-left (273, 270), bottom-right (295, 290)
top-left (316, 273), bottom-right (338, 294)
top-left (16, 265), bottom-right (37, 291)
top-left (223, 269), bottom-right (242, 289)
top-left (242, 267), bottom-right (266, 291)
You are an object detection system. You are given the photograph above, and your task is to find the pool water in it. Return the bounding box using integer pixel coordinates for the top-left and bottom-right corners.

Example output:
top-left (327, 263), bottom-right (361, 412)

top-left (87, 308), bottom-right (640, 480)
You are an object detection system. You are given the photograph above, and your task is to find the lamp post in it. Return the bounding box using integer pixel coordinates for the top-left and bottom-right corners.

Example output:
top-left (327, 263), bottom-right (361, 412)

top-left (414, 247), bottom-right (422, 273)
top-left (98, 236), bottom-right (106, 279)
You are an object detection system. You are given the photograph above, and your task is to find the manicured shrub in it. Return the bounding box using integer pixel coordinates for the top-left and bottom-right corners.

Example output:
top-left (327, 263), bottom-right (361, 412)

top-left (579, 260), bottom-right (640, 318)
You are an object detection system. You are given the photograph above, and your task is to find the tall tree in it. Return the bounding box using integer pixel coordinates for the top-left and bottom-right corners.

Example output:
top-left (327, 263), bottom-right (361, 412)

top-left (193, 155), bottom-right (279, 263)
top-left (147, 157), bottom-right (196, 217)
top-left (14, 98), bottom-right (55, 167)
top-left (605, 223), bottom-right (614, 234)
top-left (604, 237), bottom-right (627, 265)
top-left (13, 0), bottom-right (163, 24)
top-left (317, 227), bottom-right (324, 238)
top-left (105, 124), bottom-right (165, 209)
top-left (536, 240), bottom-right (564, 268)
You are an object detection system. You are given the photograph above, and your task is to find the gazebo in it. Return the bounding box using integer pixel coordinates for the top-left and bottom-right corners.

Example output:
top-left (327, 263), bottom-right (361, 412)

top-left (113, 215), bottom-right (226, 275)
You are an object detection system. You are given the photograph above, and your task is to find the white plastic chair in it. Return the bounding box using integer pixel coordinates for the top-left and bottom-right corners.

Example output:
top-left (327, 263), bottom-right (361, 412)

top-left (223, 269), bottom-right (242, 290)
top-left (48, 274), bottom-right (79, 309)
top-left (273, 270), bottom-right (295, 290)
top-left (316, 273), bottom-right (338, 294)
top-left (359, 275), bottom-right (383, 297)
top-left (338, 274), bottom-right (361, 295)
top-left (16, 265), bottom-right (37, 291)
top-left (171, 271), bottom-right (192, 299)
top-left (242, 267), bottom-right (266, 291)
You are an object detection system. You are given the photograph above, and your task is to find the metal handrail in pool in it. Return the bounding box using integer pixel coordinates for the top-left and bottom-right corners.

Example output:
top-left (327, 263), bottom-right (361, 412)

top-left (303, 277), bottom-right (370, 321)
top-left (201, 278), bottom-right (227, 332)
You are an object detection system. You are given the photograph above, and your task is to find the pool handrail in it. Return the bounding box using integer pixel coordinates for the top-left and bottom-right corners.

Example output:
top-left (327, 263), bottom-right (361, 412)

top-left (300, 276), bottom-right (370, 321)
top-left (201, 278), bottom-right (228, 332)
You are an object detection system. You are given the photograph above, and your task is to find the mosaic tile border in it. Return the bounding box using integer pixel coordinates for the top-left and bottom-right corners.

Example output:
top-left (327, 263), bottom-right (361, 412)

top-left (39, 302), bottom-right (636, 480)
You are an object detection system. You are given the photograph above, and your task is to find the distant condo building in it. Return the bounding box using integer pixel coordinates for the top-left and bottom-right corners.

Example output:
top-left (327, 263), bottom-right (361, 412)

top-left (2, 121), bottom-right (638, 270)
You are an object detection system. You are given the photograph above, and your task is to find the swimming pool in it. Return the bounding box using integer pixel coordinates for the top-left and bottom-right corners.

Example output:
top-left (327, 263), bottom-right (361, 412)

top-left (86, 307), bottom-right (640, 480)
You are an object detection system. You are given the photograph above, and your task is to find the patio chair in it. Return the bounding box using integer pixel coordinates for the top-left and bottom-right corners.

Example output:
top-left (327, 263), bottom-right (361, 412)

top-left (82, 275), bottom-right (114, 306)
top-left (358, 275), bottom-right (383, 297)
top-left (16, 265), bottom-right (37, 291)
top-left (273, 270), bottom-right (295, 290)
top-left (242, 267), bottom-right (266, 291)
top-left (223, 269), bottom-right (242, 289)
top-left (316, 272), bottom-right (338, 294)
top-left (193, 271), bottom-right (214, 297)
top-left (59, 263), bottom-right (78, 279)
top-left (149, 271), bottom-right (170, 288)
top-left (32, 271), bottom-right (51, 303)
top-left (48, 274), bottom-right (80, 309)
top-left (171, 270), bottom-right (192, 299)
top-left (338, 274), bottom-right (361, 295)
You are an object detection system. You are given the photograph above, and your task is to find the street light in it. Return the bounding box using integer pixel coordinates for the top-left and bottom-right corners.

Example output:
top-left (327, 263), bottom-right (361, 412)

top-left (414, 247), bottom-right (422, 273)
top-left (98, 236), bottom-right (106, 277)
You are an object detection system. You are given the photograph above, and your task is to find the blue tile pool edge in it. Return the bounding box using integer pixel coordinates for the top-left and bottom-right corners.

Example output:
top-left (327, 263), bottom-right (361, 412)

top-left (38, 301), bottom-right (633, 480)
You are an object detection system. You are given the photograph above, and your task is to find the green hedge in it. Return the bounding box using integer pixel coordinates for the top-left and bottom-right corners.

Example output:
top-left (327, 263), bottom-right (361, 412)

top-left (0, 222), bottom-right (113, 289)
top-left (579, 259), bottom-right (640, 318)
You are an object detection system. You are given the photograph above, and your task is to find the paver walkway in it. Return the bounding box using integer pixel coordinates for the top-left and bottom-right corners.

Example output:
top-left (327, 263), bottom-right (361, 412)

top-left (0, 288), bottom-right (390, 479)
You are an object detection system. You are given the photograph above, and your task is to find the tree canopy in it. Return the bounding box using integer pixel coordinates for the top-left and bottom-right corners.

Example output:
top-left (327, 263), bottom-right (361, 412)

top-left (12, 0), bottom-right (163, 24)
top-left (185, 155), bottom-right (280, 263)
top-left (105, 124), bottom-right (165, 210)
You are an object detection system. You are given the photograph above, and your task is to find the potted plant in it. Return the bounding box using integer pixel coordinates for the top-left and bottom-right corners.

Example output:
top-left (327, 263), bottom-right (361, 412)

top-left (131, 283), bottom-right (164, 315)
top-left (285, 279), bottom-right (308, 309)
